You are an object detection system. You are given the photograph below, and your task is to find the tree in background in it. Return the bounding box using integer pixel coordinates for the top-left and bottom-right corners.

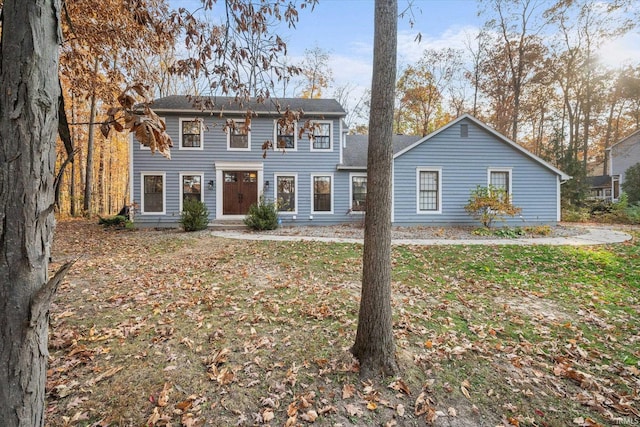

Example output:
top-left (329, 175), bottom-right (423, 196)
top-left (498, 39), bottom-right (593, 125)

top-left (297, 45), bottom-right (333, 99)
top-left (351, 0), bottom-right (399, 378)
top-left (621, 162), bottom-right (640, 204)
top-left (395, 48), bottom-right (462, 136)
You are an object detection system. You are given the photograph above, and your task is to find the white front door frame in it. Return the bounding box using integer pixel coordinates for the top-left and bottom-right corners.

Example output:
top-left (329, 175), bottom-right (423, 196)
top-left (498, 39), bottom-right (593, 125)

top-left (214, 161), bottom-right (264, 219)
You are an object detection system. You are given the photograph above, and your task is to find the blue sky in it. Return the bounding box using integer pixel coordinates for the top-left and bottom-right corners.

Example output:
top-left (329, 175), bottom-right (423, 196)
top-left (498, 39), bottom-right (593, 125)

top-left (169, 0), bottom-right (640, 100)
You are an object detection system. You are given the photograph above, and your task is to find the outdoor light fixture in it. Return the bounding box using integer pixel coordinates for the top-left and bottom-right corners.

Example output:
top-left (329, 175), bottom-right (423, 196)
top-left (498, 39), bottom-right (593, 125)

top-left (264, 180), bottom-right (270, 191)
top-left (208, 180), bottom-right (214, 189)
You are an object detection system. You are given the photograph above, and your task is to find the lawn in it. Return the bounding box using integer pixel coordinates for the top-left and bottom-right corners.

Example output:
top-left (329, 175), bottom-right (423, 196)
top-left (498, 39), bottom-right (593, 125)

top-left (46, 220), bottom-right (640, 426)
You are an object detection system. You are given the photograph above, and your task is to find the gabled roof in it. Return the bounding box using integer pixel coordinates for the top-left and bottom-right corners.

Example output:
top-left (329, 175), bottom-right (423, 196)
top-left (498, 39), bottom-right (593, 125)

top-left (607, 128), bottom-right (640, 151)
top-left (340, 134), bottom-right (421, 169)
top-left (393, 114), bottom-right (571, 181)
top-left (149, 95), bottom-right (347, 117)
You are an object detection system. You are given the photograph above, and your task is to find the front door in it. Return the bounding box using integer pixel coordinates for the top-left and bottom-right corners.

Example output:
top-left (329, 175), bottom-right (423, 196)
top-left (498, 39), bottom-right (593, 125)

top-left (223, 171), bottom-right (258, 215)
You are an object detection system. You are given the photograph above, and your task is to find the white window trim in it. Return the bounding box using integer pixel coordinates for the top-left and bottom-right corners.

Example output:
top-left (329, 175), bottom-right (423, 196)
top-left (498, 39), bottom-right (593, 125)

top-left (487, 168), bottom-right (513, 195)
top-left (309, 120), bottom-right (333, 152)
top-left (273, 119), bottom-right (298, 152)
top-left (349, 172), bottom-right (367, 214)
top-left (273, 173), bottom-right (298, 214)
top-left (140, 117), bottom-right (165, 150)
top-left (140, 172), bottom-right (166, 215)
top-left (310, 173), bottom-right (334, 214)
top-left (226, 120), bottom-right (251, 152)
top-left (416, 167), bottom-right (442, 214)
top-left (179, 118), bottom-right (204, 150)
top-left (179, 172), bottom-right (205, 213)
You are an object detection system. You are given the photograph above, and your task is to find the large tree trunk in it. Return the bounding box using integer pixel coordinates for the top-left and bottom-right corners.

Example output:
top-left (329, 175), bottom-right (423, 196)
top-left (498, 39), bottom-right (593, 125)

top-left (351, 0), bottom-right (399, 379)
top-left (0, 0), bottom-right (63, 425)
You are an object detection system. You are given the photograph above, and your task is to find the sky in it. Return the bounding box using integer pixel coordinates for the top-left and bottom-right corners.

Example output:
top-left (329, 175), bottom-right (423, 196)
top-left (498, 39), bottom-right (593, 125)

top-left (169, 0), bottom-right (640, 103)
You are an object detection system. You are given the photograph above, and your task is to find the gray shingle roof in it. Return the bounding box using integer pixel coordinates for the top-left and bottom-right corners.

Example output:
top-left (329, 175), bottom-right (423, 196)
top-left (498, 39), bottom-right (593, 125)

top-left (342, 135), bottom-right (421, 168)
top-left (586, 175), bottom-right (612, 189)
top-left (149, 95), bottom-right (346, 116)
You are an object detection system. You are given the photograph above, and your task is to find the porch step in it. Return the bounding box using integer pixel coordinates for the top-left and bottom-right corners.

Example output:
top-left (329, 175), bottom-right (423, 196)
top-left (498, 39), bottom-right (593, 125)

top-left (208, 220), bottom-right (248, 231)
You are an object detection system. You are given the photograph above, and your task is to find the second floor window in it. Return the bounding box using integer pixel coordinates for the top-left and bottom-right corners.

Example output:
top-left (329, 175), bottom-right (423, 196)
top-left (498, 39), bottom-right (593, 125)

top-left (276, 122), bottom-right (296, 150)
top-left (181, 119), bottom-right (202, 148)
top-left (228, 121), bottom-right (250, 150)
top-left (311, 122), bottom-right (331, 150)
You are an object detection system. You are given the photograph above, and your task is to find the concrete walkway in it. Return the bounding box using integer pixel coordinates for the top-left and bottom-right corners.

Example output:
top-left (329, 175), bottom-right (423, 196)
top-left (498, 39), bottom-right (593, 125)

top-left (210, 226), bottom-right (633, 246)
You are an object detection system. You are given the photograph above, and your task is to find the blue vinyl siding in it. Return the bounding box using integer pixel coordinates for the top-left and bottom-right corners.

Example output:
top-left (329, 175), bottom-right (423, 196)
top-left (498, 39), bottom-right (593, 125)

top-left (132, 113), bottom-right (564, 227)
top-left (393, 119), bottom-right (560, 225)
top-left (132, 113), bottom-right (352, 227)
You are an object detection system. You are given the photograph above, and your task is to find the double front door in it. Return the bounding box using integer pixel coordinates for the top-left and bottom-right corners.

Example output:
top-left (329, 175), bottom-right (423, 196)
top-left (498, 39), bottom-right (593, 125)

top-left (222, 171), bottom-right (258, 215)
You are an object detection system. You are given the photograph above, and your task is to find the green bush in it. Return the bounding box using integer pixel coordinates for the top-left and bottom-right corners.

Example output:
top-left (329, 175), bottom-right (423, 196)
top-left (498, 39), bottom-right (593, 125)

top-left (98, 215), bottom-right (132, 229)
top-left (179, 199), bottom-right (209, 232)
top-left (621, 162), bottom-right (640, 204)
top-left (244, 198), bottom-right (279, 231)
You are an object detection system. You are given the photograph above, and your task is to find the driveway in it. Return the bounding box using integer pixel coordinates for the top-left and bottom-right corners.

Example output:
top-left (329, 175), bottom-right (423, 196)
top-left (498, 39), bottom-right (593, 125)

top-left (210, 226), bottom-right (633, 246)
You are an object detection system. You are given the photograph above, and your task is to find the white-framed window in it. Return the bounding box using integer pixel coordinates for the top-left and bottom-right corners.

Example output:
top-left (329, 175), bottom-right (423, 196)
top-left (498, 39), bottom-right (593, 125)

top-left (350, 173), bottom-right (367, 213)
top-left (488, 168), bottom-right (512, 195)
top-left (141, 172), bottom-right (166, 214)
top-left (179, 118), bottom-right (204, 149)
top-left (416, 168), bottom-right (442, 214)
top-left (226, 120), bottom-right (250, 151)
top-left (179, 173), bottom-right (204, 212)
top-left (311, 174), bottom-right (333, 214)
top-left (140, 117), bottom-right (165, 150)
top-left (310, 121), bottom-right (332, 151)
top-left (274, 120), bottom-right (297, 151)
top-left (274, 173), bottom-right (297, 214)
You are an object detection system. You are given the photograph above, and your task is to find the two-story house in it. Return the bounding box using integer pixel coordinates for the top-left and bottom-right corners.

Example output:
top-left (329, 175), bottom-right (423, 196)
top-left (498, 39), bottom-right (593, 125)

top-left (129, 96), bottom-right (570, 228)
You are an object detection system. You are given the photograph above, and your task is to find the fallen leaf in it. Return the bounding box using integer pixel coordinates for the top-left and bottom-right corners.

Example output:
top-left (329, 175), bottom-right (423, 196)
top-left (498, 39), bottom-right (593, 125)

top-left (460, 380), bottom-right (471, 399)
top-left (262, 408), bottom-right (274, 422)
top-left (367, 401), bottom-right (378, 411)
top-left (342, 383), bottom-right (355, 399)
top-left (448, 407), bottom-right (457, 417)
top-left (300, 409), bottom-right (318, 422)
top-left (345, 403), bottom-right (363, 417)
top-left (389, 378), bottom-right (411, 395)
top-left (158, 383), bottom-right (171, 407)
top-left (396, 403), bottom-right (405, 417)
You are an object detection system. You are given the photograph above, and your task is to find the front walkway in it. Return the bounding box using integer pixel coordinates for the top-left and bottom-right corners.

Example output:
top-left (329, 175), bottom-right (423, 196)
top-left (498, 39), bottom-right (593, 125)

top-left (210, 226), bottom-right (633, 246)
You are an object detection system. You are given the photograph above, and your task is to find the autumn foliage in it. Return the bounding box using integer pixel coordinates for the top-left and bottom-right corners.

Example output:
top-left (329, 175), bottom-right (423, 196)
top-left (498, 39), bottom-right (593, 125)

top-left (465, 185), bottom-right (522, 228)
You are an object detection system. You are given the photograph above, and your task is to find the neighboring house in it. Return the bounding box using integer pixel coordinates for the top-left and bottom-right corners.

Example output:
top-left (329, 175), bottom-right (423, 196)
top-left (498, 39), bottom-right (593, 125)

top-left (130, 96), bottom-right (570, 227)
top-left (606, 129), bottom-right (640, 201)
top-left (586, 175), bottom-right (614, 200)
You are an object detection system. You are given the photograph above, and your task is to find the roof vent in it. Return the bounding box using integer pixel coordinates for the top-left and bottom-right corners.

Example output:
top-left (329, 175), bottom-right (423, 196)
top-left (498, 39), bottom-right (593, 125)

top-left (460, 124), bottom-right (469, 138)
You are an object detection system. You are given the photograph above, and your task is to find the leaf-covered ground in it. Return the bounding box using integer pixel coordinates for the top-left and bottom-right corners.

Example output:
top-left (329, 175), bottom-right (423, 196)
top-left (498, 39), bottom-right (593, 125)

top-left (46, 220), bottom-right (640, 426)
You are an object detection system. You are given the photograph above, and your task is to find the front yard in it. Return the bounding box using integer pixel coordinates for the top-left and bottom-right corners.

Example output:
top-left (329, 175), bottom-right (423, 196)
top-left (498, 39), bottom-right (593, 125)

top-left (46, 220), bottom-right (639, 426)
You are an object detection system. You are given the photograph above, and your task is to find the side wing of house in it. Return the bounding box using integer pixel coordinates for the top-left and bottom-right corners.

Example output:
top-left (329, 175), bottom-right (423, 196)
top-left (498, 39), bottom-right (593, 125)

top-left (392, 117), bottom-right (564, 226)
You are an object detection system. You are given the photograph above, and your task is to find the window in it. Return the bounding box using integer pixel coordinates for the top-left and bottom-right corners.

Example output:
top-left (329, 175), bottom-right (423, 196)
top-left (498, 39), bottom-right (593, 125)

top-left (141, 173), bottom-right (165, 214)
top-left (274, 120), bottom-right (297, 150)
top-left (227, 121), bottom-right (250, 151)
top-left (350, 174), bottom-right (367, 212)
top-left (312, 174), bottom-right (332, 213)
top-left (180, 173), bottom-right (203, 211)
top-left (180, 118), bottom-right (203, 149)
top-left (489, 170), bottom-right (510, 194)
top-left (417, 168), bottom-right (441, 213)
top-left (275, 174), bottom-right (297, 213)
top-left (311, 122), bottom-right (332, 151)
